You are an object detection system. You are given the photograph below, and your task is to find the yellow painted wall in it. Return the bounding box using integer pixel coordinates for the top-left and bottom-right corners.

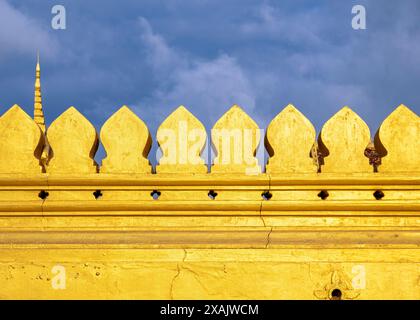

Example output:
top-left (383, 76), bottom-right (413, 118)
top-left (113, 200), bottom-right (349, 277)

top-left (0, 103), bottom-right (418, 299)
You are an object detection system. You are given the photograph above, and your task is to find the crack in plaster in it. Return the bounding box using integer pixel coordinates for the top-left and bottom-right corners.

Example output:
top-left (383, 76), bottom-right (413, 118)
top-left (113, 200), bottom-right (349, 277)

top-left (259, 174), bottom-right (271, 227)
top-left (258, 201), bottom-right (266, 227)
top-left (265, 227), bottom-right (273, 248)
top-left (169, 249), bottom-right (187, 300)
top-left (179, 265), bottom-right (210, 290)
top-left (260, 174), bottom-right (272, 247)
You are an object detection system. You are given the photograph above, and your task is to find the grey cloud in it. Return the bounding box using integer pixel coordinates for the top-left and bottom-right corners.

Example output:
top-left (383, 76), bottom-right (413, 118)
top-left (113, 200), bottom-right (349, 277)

top-left (134, 17), bottom-right (256, 127)
top-left (0, 0), bottom-right (419, 165)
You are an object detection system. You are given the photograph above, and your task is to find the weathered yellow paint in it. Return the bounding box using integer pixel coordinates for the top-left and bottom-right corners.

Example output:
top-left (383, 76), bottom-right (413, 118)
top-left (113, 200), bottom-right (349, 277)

top-left (0, 105), bottom-right (44, 174)
top-left (375, 104), bottom-right (420, 173)
top-left (47, 107), bottom-right (98, 173)
top-left (0, 248), bottom-right (418, 300)
top-left (156, 105), bottom-right (207, 173)
top-left (211, 105), bottom-right (261, 174)
top-left (0, 102), bottom-right (418, 300)
top-left (101, 105), bottom-right (152, 173)
top-left (265, 104), bottom-right (317, 173)
top-left (319, 107), bottom-right (372, 173)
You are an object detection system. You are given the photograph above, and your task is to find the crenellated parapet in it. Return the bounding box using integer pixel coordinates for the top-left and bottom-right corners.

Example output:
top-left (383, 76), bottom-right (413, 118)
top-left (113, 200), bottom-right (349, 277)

top-left (0, 103), bottom-right (418, 175)
top-left (0, 102), bottom-right (418, 299)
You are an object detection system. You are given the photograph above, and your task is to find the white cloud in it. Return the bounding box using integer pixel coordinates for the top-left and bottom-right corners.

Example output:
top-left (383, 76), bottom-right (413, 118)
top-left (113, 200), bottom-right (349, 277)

top-left (240, 4), bottom-right (325, 46)
top-left (137, 17), bottom-right (184, 73)
top-left (0, 0), bottom-right (58, 59)
top-left (152, 55), bottom-right (256, 123)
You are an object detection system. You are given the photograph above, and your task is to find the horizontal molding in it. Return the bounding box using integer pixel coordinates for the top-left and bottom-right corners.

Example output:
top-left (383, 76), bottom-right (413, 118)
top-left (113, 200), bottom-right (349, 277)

top-left (0, 248), bottom-right (419, 264)
top-left (0, 200), bottom-right (419, 214)
top-left (0, 229), bottom-right (419, 248)
top-left (0, 173), bottom-right (418, 187)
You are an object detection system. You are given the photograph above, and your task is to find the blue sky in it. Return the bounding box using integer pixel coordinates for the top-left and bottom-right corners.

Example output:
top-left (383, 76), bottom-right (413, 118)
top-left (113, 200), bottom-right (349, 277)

top-left (0, 0), bottom-right (419, 163)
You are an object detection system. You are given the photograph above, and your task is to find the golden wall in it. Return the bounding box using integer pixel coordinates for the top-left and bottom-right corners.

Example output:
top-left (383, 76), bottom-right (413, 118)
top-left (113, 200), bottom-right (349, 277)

top-left (0, 103), bottom-right (418, 299)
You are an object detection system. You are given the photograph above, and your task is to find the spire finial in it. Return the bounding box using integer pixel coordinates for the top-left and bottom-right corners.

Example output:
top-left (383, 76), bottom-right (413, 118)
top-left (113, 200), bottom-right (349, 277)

top-left (34, 51), bottom-right (45, 132)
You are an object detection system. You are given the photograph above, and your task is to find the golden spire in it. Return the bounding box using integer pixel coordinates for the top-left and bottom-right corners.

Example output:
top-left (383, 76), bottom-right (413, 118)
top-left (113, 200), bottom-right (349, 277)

top-left (34, 52), bottom-right (46, 132)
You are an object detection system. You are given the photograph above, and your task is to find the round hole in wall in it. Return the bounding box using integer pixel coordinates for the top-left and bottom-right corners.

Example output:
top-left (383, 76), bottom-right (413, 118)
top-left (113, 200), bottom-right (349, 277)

top-left (373, 190), bottom-right (384, 200)
top-left (330, 288), bottom-right (342, 300)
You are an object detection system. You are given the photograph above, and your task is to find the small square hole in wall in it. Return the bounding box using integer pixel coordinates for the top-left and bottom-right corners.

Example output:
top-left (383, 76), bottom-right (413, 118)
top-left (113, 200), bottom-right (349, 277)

top-left (317, 190), bottom-right (329, 200)
top-left (38, 190), bottom-right (49, 200)
top-left (151, 190), bottom-right (161, 200)
top-left (93, 190), bottom-right (103, 199)
top-left (261, 191), bottom-right (272, 200)
top-left (208, 190), bottom-right (218, 200)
